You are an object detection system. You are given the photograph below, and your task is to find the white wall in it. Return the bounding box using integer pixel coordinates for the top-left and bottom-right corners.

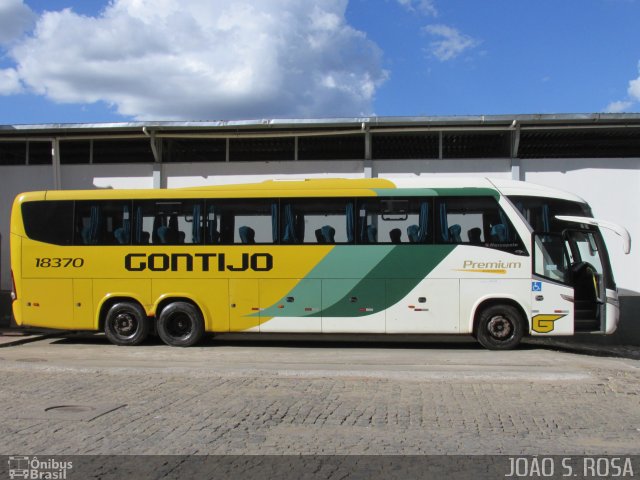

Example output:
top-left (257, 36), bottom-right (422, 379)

top-left (0, 166), bottom-right (55, 291)
top-left (163, 160), bottom-right (365, 187)
top-left (374, 158), bottom-right (512, 178)
top-left (61, 164), bottom-right (156, 190)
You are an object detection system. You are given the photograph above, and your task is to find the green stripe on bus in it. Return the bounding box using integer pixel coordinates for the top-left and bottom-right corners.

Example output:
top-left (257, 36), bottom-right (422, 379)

top-left (259, 245), bottom-right (455, 318)
top-left (318, 244), bottom-right (455, 317)
top-left (256, 246), bottom-right (394, 318)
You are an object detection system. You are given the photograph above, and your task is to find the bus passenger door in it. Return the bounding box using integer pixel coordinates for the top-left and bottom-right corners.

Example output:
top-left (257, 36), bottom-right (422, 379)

top-left (321, 279), bottom-right (386, 333)
top-left (72, 279), bottom-right (94, 330)
top-left (259, 279), bottom-right (322, 332)
top-left (531, 234), bottom-right (574, 335)
top-left (564, 230), bottom-right (608, 332)
top-left (228, 279), bottom-right (260, 332)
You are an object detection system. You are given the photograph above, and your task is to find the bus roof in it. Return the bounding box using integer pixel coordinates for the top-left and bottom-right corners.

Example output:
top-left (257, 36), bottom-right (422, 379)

top-left (14, 177), bottom-right (586, 204)
top-left (489, 178), bottom-right (587, 204)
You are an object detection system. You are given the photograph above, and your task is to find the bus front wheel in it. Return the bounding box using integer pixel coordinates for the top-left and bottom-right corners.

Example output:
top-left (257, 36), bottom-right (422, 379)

top-left (156, 301), bottom-right (204, 347)
top-left (104, 301), bottom-right (150, 346)
top-left (475, 304), bottom-right (525, 350)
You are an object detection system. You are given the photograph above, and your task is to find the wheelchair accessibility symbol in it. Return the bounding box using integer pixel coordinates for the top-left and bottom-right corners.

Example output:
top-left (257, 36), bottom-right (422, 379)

top-left (532, 281), bottom-right (542, 292)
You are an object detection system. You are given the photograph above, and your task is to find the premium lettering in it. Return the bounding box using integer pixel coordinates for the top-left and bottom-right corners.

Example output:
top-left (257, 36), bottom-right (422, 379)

top-left (125, 252), bottom-right (273, 272)
top-left (463, 260), bottom-right (522, 270)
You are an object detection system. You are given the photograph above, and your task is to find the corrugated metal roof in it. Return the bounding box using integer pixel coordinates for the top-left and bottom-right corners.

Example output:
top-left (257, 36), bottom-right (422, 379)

top-left (2, 113), bottom-right (640, 135)
top-left (2, 114), bottom-right (640, 163)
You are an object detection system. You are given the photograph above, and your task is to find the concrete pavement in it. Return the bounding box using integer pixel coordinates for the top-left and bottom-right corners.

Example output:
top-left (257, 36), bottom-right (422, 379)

top-left (0, 335), bottom-right (638, 456)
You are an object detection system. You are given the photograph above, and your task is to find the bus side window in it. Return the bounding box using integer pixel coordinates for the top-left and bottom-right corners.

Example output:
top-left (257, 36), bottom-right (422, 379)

top-left (357, 197), bottom-right (431, 244)
top-left (74, 200), bottom-right (132, 245)
top-left (281, 198), bottom-right (355, 244)
top-left (133, 200), bottom-right (203, 245)
top-left (206, 200), bottom-right (278, 245)
top-left (435, 197), bottom-right (526, 254)
top-left (22, 200), bottom-right (74, 245)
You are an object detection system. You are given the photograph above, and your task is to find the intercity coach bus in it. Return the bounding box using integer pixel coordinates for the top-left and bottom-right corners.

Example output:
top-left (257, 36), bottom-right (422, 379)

top-left (9, 178), bottom-right (631, 349)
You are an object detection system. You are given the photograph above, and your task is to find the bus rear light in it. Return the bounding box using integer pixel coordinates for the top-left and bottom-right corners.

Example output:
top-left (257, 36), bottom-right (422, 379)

top-left (10, 270), bottom-right (16, 301)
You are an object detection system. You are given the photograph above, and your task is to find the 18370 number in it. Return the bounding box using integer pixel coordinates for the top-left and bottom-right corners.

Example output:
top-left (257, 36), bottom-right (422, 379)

top-left (35, 257), bottom-right (84, 268)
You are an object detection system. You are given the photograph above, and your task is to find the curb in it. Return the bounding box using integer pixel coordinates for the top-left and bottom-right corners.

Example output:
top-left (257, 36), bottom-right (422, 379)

top-left (526, 338), bottom-right (640, 360)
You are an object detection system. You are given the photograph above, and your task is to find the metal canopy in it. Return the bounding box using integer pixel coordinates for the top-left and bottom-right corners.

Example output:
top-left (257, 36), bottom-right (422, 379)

top-left (1, 114), bottom-right (640, 162)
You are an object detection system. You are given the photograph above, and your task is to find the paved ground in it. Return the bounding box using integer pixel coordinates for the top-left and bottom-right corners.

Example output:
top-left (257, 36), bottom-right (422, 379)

top-left (0, 333), bottom-right (639, 456)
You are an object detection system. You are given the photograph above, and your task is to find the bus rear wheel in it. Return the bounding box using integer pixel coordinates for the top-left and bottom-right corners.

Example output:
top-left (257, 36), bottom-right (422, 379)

top-left (104, 301), bottom-right (150, 346)
top-left (157, 301), bottom-right (204, 347)
top-left (475, 304), bottom-right (525, 350)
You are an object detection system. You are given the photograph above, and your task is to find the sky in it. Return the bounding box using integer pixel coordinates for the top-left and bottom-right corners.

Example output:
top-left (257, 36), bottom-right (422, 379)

top-left (0, 0), bottom-right (639, 125)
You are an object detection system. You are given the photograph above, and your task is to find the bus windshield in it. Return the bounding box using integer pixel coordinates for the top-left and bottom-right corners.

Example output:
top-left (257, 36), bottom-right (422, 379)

top-left (511, 196), bottom-right (616, 290)
top-left (508, 196), bottom-right (592, 232)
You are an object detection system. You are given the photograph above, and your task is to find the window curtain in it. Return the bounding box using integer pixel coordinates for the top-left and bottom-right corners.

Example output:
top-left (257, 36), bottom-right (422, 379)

top-left (207, 205), bottom-right (218, 244)
top-left (346, 202), bottom-right (355, 243)
top-left (122, 204), bottom-right (131, 241)
top-left (82, 205), bottom-right (102, 245)
top-left (282, 204), bottom-right (297, 243)
top-left (192, 204), bottom-right (201, 244)
top-left (418, 201), bottom-right (429, 242)
top-left (439, 202), bottom-right (449, 242)
top-left (134, 205), bottom-right (143, 243)
top-left (152, 215), bottom-right (165, 244)
top-left (498, 209), bottom-right (512, 242)
top-left (542, 204), bottom-right (550, 232)
top-left (271, 203), bottom-right (279, 243)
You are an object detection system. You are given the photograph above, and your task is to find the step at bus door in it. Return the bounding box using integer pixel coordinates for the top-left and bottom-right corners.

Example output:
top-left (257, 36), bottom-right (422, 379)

top-left (564, 229), bottom-right (608, 332)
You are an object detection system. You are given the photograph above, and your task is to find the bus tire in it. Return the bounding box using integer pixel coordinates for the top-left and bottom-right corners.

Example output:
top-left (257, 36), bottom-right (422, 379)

top-left (104, 301), bottom-right (150, 346)
top-left (157, 301), bottom-right (204, 347)
top-left (475, 304), bottom-right (525, 350)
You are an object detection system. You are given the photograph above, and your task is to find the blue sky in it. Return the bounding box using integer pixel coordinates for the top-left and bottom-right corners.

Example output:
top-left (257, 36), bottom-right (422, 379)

top-left (1, 0), bottom-right (639, 124)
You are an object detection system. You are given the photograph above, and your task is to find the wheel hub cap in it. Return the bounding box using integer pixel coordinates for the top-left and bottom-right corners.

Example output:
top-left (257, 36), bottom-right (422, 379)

top-left (487, 315), bottom-right (513, 340)
top-left (114, 313), bottom-right (136, 335)
top-left (168, 314), bottom-right (191, 337)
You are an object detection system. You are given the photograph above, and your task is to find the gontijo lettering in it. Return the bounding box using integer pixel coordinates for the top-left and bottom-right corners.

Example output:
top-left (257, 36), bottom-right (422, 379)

top-left (124, 252), bottom-right (273, 272)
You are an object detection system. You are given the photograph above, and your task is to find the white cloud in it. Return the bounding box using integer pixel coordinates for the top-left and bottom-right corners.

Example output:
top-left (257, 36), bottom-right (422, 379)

top-left (0, 0), bottom-right (35, 44)
top-left (6, 0), bottom-right (387, 120)
top-left (629, 76), bottom-right (640, 101)
top-left (606, 61), bottom-right (640, 113)
top-left (423, 24), bottom-right (479, 61)
top-left (605, 100), bottom-right (634, 113)
top-left (397, 0), bottom-right (437, 16)
top-left (0, 68), bottom-right (23, 95)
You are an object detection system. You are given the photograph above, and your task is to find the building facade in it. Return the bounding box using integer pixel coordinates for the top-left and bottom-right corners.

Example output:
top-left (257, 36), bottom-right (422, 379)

top-left (1, 114), bottom-right (638, 304)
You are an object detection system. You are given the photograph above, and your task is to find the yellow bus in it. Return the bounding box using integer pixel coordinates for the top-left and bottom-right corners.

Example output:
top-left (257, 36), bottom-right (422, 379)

top-left (9, 178), bottom-right (630, 349)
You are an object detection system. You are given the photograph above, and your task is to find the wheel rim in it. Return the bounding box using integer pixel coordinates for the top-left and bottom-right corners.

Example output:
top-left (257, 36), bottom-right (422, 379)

top-left (112, 311), bottom-right (138, 339)
top-left (487, 315), bottom-right (514, 341)
top-left (166, 312), bottom-right (193, 339)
